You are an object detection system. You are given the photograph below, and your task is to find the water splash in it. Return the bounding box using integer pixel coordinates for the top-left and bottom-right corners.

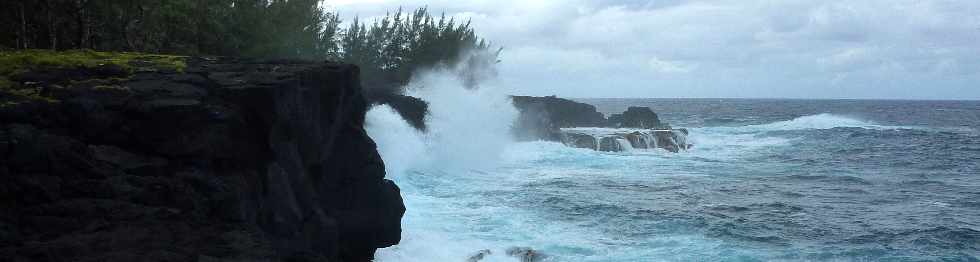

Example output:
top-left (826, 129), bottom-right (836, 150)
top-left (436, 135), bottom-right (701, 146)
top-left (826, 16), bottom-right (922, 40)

top-left (365, 105), bottom-right (427, 178)
top-left (405, 69), bottom-right (518, 172)
top-left (368, 64), bottom-right (520, 261)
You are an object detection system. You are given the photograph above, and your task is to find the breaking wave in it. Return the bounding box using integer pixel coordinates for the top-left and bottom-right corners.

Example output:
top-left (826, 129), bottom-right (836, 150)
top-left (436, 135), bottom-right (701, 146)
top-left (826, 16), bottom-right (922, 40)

top-left (749, 113), bottom-right (890, 131)
top-left (367, 97), bottom-right (980, 261)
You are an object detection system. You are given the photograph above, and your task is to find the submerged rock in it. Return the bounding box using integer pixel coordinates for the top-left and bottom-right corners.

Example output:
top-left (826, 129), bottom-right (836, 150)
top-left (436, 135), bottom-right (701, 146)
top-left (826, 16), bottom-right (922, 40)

top-left (506, 247), bottom-right (546, 262)
top-left (466, 249), bottom-right (493, 262)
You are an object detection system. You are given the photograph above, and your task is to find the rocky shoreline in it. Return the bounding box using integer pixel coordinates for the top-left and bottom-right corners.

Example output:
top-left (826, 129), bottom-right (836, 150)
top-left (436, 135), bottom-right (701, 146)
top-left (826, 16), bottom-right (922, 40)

top-left (0, 55), bottom-right (404, 261)
top-left (511, 95), bottom-right (692, 152)
top-left (0, 51), bottom-right (689, 262)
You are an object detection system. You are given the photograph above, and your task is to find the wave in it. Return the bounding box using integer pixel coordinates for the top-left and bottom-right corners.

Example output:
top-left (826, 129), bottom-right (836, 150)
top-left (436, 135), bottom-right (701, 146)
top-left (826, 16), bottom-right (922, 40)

top-left (718, 113), bottom-right (896, 133)
top-left (365, 105), bottom-right (428, 178)
top-left (369, 66), bottom-right (523, 262)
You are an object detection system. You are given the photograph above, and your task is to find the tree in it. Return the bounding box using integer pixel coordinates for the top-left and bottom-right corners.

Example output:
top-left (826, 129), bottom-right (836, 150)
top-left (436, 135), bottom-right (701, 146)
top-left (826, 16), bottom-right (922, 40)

top-left (0, 2), bottom-right (499, 93)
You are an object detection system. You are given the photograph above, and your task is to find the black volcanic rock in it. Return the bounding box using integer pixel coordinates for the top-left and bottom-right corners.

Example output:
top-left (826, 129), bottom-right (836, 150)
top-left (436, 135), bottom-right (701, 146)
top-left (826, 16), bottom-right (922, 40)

top-left (608, 106), bottom-right (663, 129)
top-left (0, 57), bottom-right (404, 261)
top-left (510, 96), bottom-right (692, 152)
top-left (559, 129), bottom-right (691, 153)
top-left (512, 96), bottom-right (606, 127)
top-left (511, 96), bottom-right (607, 141)
top-left (563, 132), bottom-right (598, 150)
top-left (365, 90), bottom-right (429, 131)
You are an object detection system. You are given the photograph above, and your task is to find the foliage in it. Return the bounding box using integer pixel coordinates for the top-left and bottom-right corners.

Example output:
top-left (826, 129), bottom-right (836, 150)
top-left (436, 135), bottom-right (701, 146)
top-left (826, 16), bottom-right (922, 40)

top-left (0, 1), bottom-right (498, 93)
top-left (343, 8), bottom-right (501, 92)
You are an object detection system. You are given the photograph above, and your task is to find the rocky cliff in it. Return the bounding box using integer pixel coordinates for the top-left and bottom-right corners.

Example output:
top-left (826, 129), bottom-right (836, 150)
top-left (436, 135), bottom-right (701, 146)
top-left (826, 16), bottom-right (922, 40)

top-left (0, 53), bottom-right (404, 262)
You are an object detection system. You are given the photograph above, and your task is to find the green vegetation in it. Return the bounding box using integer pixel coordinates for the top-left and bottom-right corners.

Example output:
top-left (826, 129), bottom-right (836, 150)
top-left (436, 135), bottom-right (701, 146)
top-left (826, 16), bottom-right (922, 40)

top-left (0, 1), bottom-right (497, 94)
top-left (0, 49), bottom-right (185, 76)
top-left (345, 8), bottom-right (501, 92)
top-left (0, 49), bottom-right (186, 106)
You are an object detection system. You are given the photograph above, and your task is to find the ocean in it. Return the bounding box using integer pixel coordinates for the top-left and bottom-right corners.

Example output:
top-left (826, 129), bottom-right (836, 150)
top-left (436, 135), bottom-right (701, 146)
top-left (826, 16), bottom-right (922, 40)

top-left (367, 97), bottom-right (980, 261)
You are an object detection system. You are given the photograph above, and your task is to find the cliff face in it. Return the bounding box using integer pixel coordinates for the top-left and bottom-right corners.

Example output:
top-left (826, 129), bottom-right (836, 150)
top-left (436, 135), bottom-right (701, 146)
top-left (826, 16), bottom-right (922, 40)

top-left (0, 56), bottom-right (404, 261)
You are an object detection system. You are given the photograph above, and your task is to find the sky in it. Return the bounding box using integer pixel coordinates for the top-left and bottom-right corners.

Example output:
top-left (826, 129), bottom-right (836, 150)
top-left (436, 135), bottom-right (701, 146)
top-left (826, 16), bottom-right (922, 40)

top-left (326, 0), bottom-right (980, 100)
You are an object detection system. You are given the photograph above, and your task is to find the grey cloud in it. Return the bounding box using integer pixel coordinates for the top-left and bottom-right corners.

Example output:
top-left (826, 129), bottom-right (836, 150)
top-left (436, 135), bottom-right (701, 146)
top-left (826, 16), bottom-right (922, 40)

top-left (327, 0), bottom-right (980, 99)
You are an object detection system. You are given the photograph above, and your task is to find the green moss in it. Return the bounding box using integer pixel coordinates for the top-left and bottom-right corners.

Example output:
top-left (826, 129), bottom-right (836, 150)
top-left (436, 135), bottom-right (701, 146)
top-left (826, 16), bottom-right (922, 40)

top-left (0, 49), bottom-right (186, 105)
top-left (0, 49), bottom-right (187, 90)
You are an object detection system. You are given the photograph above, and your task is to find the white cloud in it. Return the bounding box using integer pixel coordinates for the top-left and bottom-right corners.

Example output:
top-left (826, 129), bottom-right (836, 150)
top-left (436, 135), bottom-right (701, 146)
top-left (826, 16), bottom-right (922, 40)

top-left (328, 0), bottom-right (980, 99)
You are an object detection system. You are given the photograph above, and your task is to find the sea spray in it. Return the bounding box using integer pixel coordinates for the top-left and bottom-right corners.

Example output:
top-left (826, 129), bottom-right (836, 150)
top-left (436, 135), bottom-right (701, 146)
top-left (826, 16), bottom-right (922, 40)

top-left (367, 62), bottom-right (521, 261)
top-left (372, 99), bottom-right (980, 261)
top-left (404, 69), bottom-right (518, 172)
top-left (365, 105), bottom-right (427, 178)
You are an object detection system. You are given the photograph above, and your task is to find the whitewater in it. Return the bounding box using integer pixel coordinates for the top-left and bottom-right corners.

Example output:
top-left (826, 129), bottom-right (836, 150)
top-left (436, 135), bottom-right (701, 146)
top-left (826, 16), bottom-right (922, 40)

top-left (367, 80), bottom-right (980, 261)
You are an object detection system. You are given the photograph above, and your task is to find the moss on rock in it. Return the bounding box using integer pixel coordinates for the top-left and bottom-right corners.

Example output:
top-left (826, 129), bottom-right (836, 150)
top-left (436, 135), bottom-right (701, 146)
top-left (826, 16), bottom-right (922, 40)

top-left (0, 49), bottom-right (186, 105)
top-left (0, 49), bottom-right (186, 75)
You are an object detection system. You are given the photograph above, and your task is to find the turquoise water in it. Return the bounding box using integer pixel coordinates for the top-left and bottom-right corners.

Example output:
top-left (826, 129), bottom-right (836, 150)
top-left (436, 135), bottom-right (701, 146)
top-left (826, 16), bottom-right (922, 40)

top-left (370, 99), bottom-right (980, 261)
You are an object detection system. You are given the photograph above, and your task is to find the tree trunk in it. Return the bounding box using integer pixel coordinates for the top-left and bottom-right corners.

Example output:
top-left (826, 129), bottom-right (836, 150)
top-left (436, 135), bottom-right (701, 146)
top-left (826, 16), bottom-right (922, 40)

top-left (76, 0), bottom-right (90, 48)
top-left (19, 3), bottom-right (28, 49)
top-left (195, 0), bottom-right (205, 54)
top-left (46, 1), bottom-right (57, 50)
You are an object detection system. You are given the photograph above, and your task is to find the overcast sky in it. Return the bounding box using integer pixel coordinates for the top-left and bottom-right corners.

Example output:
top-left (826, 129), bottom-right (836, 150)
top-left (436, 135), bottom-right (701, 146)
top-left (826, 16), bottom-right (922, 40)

top-left (326, 0), bottom-right (980, 100)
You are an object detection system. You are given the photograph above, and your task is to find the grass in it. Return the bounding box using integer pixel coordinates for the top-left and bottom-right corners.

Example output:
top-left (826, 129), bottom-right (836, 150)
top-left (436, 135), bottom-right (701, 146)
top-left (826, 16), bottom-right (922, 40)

top-left (0, 49), bottom-right (186, 105)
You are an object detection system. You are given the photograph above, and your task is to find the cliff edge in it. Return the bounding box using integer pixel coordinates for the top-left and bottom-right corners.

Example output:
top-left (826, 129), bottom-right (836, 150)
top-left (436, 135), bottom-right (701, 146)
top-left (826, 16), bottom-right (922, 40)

top-left (0, 51), bottom-right (404, 262)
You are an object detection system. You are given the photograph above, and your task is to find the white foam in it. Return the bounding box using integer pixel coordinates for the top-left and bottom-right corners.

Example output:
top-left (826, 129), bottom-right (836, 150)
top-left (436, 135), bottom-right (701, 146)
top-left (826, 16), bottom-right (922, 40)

top-left (733, 113), bottom-right (896, 132)
top-left (405, 69), bottom-right (518, 172)
top-left (368, 62), bottom-right (522, 261)
top-left (365, 105), bottom-right (428, 178)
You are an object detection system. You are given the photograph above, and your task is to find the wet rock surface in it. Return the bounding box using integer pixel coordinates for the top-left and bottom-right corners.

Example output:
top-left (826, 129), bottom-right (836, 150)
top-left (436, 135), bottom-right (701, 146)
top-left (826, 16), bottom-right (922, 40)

top-left (561, 128), bottom-right (692, 153)
top-left (0, 57), bottom-right (404, 261)
top-left (512, 96), bottom-right (691, 152)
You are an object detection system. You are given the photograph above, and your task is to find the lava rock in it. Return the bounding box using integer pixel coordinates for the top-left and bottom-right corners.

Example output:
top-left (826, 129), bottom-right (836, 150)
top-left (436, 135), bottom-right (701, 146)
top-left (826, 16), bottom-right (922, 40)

top-left (0, 58), bottom-right (404, 261)
top-left (366, 90), bottom-right (429, 131)
top-left (598, 137), bottom-right (625, 152)
top-left (562, 132), bottom-right (598, 150)
top-left (511, 95), bottom-right (608, 141)
top-left (512, 96), bottom-right (607, 128)
top-left (609, 106), bottom-right (662, 128)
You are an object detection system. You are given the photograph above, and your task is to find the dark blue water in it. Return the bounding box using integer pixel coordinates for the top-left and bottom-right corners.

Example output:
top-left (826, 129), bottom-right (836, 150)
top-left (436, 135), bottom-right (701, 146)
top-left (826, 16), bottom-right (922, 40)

top-left (375, 99), bottom-right (980, 261)
top-left (581, 99), bottom-right (980, 261)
